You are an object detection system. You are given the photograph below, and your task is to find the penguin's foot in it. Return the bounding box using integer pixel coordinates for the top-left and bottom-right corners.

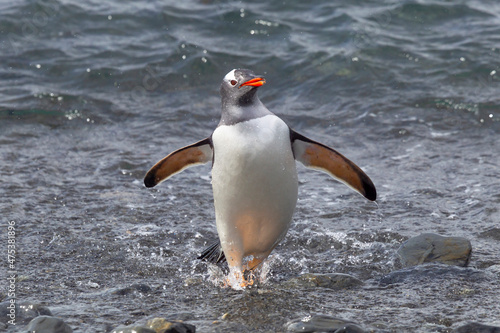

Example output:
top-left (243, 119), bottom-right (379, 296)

top-left (245, 257), bottom-right (264, 275)
top-left (237, 272), bottom-right (255, 289)
top-left (223, 255), bottom-right (268, 289)
top-left (242, 269), bottom-right (257, 287)
top-left (225, 269), bottom-right (256, 289)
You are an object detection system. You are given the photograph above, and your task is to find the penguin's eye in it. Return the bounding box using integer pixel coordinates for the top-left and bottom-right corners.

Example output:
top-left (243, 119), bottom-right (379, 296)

top-left (230, 80), bottom-right (237, 86)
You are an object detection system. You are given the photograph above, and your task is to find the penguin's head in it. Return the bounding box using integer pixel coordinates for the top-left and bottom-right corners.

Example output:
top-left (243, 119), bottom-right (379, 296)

top-left (220, 69), bottom-right (266, 107)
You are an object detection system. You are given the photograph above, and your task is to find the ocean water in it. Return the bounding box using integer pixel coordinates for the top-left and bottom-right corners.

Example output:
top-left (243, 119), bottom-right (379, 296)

top-left (1, 0), bottom-right (500, 332)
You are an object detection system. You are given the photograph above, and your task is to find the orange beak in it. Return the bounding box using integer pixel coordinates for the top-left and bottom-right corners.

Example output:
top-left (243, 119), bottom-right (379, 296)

top-left (239, 77), bottom-right (266, 88)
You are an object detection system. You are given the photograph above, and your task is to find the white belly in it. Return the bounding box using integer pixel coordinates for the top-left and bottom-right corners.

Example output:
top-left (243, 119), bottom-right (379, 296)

top-left (211, 115), bottom-right (298, 268)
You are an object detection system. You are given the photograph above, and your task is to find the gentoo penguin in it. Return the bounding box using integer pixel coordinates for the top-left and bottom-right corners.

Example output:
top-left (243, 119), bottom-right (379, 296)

top-left (144, 69), bottom-right (376, 288)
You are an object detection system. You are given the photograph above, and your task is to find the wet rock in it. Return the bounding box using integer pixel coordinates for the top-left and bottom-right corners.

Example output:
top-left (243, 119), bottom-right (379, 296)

top-left (282, 273), bottom-right (363, 290)
top-left (111, 325), bottom-right (156, 333)
top-left (397, 233), bottom-right (471, 267)
top-left (111, 283), bottom-right (152, 296)
top-left (111, 318), bottom-right (196, 333)
top-left (452, 322), bottom-right (500, 332)
top-left (286, 315), bottom-right (364, 332)
top-left (183, 276), bottom-right (204, 287)
top-left (380, 264), bottom-right (485, 285)
top-left (25, 316), bottom-right (72, 333)
top-left (146, 317), bottom-right (196, 333)
top-left (479, 227), bottom-right (500, 241)
top-left (485, 264), bottom-right (500, 276)
top-left (0, 301), bottom-right (52, 325)
top-left (335, 325), bottom-right (365, 333)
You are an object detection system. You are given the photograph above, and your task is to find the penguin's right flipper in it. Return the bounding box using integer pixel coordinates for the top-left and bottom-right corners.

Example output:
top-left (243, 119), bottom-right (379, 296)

top-left (144, 137), bottom-right (213, 188)
top-left (197, 240), bottom-right (226, 264)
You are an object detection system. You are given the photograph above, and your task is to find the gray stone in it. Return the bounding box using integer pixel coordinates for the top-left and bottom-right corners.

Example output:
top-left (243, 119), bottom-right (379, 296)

top-left (452, 322), bottom-right (500, 332)
top-left (146, 317), bottom-right (196, 333)
top-left (485, 264), bottom-right (500, 276)
top-left (334, 324), bottom-right (365, 333)
top-left (111, 326), bottom-right (156, 333)
top-left (479, 228), bottom-right (500, 241)
top-left (286, 315), bottom-right (364, 332)
top-left (111, 318), bottom-right (196, 333)
top-left (283, 273), bottom-right (363, 290)
top-left (0, 301), bottom-right (52, 324)
top-left (379, 264), bottom-right (486, 285)
top-left (397, 233), bottom-right (471, 267)
top-left (26, 316), bottom-right (72, 333)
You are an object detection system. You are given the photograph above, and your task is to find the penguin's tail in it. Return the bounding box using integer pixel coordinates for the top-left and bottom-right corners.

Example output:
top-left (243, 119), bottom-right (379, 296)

top-left (197, 240), bottom-right (226, 264)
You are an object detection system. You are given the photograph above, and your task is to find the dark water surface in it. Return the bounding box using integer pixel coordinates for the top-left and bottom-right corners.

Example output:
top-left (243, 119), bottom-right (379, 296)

top-left (1, 0), bottom-right (500, 332)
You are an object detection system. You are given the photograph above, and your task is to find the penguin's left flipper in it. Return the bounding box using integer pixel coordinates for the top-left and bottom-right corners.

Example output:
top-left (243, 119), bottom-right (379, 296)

top-left (291, 130), bottom-right (376, 201)
top-left (144, 137), bottom-right (213, 188)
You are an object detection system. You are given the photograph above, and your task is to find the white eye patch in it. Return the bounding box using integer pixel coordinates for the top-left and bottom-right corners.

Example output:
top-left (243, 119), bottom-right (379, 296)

top-left (224, 69), bottom-right (237, 83)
